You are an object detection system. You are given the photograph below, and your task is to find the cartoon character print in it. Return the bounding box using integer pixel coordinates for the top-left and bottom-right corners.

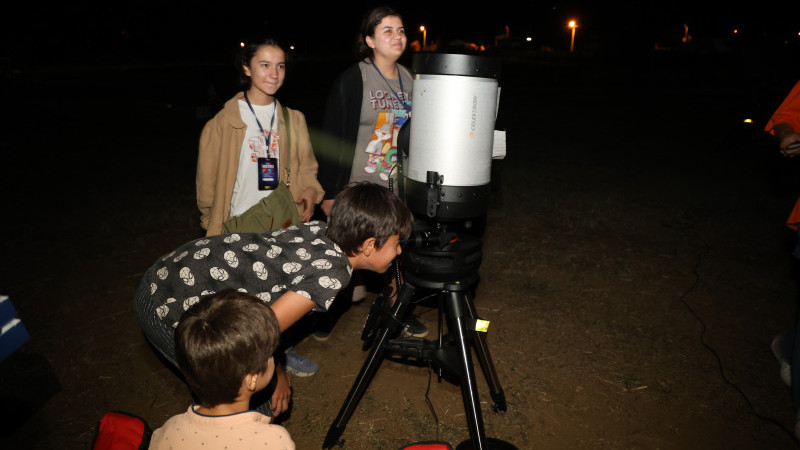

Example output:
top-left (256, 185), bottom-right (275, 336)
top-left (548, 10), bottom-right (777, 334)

top-left (387, 108), bottom-right (409, 177)
top-left (247, 128), bottom-right (280, 162)
top-left (363, 115), bottom-right (403, 181)
top-left (364, 112), bottom-right (394, 179)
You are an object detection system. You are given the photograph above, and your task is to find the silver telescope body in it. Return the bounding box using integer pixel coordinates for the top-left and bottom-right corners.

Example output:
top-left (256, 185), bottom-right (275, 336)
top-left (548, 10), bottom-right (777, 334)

top-left (404, 53), bottom-right (501, 220)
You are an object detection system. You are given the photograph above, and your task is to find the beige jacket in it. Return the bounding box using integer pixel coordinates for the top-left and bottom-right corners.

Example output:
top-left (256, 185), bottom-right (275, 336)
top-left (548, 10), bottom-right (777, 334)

top-left (197, 92), bottom-right (325, 236)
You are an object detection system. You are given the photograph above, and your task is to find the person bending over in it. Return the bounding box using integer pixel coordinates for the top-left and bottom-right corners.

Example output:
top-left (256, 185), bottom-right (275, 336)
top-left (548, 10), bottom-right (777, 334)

top-left (133, 182), bottom-right (413, 417)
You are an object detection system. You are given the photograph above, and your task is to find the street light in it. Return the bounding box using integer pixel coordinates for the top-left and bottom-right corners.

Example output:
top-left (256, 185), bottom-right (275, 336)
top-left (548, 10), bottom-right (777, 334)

top-left (420, 25), bottom-right (426, 50)
top-left (568, 20), bottom-right (577, 52)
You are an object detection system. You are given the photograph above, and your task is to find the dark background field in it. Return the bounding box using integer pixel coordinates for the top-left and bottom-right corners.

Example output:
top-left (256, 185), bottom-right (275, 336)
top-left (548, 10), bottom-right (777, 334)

top-left (4, 36), bottom-right (800, 449)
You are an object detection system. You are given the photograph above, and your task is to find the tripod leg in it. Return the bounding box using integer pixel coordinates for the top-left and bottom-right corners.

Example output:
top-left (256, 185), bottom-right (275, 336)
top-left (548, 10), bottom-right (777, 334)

top-left (446, 291), bottom-right (488, 449)
top-left (464, 292), bottom-right (507, 412)
top-left (322, 282), bottom-right (417, 449)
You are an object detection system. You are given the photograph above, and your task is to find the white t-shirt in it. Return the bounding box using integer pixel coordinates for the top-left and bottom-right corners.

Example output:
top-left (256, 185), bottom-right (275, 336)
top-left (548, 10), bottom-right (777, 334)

top-left (231, 100), bottom-right (280, 217)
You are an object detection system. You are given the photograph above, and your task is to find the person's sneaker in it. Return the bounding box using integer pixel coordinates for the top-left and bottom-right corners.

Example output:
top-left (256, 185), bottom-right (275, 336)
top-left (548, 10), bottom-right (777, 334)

top-left (772, 334), bottom-right (787, 360)
top-left (402, 316), bottom-right (429, 338)
top-left (795, 410), bottom-right (800, 440)
top-left (311, 329), bottom-right (331, 342)
top-left (781, 361), bottom-right (792, 387)
top-left (352, 284), bottom-right (368, 303)
top-left (772, 334), bottom-right (792, 386)
top-left (284, 348), bottom-right (319, 377)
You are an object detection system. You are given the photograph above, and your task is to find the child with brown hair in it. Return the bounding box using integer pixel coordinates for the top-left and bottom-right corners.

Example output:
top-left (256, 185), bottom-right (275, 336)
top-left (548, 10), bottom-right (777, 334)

top-left (149, 289), bottom-right (294, 449)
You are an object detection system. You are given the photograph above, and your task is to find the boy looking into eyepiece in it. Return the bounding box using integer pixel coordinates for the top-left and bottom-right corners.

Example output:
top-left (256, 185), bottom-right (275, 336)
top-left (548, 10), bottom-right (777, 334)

top-left (149, 289), bottom-right (294, 449)
top-left (134, 181), bottom-right (413, 417)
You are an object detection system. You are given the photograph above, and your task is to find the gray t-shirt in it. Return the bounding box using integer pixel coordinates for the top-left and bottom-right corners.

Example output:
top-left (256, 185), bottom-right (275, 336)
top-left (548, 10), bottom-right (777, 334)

top-left (349, 60), bottom-right (413, 188)
top-left (144, 221), bottom-right (352, 328)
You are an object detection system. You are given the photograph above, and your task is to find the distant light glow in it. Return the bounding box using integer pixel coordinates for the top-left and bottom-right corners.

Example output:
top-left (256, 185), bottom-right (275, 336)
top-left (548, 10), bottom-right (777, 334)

top-left (289, 45), bottom-right (295, 50)
top-left (240, 42), bottom-right (245, 48)
top-left (568, 20), bottom-right (577, 52)
top-left (526, 36), bottom-right (532, 42)
top-left (743, 118), bottom-right (753, 123)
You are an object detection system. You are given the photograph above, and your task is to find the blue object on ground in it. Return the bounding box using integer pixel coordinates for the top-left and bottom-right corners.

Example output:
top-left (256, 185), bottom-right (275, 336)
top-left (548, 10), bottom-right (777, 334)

top-left (0, 295), bottom-right (30, 363)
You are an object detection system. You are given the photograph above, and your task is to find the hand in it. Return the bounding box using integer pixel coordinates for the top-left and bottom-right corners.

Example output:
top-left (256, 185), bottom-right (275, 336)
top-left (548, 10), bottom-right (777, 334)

top-left (321, 199), bottom-right (335, 217)
top-left (779, 134), bottom-right (800, 157)
top-left (296, 187), bottom-right (317, 222)
top-left (270, 364), bottom-right (292, 417)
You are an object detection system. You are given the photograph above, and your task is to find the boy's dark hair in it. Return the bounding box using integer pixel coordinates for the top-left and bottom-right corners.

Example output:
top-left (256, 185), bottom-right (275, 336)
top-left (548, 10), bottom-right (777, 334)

top-left (326, 181), bottom-right (413, 255)
top-left (175, 289), bottom-right (280, 408)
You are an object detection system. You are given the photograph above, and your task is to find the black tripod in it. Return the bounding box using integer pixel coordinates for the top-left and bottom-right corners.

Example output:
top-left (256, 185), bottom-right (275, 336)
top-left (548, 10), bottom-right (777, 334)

top-left (322, 231), bottom-right (515, 449)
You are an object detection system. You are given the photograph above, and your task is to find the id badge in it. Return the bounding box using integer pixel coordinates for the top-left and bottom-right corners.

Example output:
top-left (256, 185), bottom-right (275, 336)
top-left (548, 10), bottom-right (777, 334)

top-left (257, 157), bottom-right (278, 190)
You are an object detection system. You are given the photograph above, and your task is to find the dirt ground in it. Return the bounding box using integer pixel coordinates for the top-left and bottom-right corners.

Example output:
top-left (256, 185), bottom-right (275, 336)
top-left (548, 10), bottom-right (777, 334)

top-left (3, 47), bottom-right (800, 449)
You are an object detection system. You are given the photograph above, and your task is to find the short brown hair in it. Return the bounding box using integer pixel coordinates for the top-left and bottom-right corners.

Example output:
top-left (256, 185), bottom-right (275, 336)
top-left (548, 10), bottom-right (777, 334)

top-left (175, 289), bottom-right (280, 407)
top-left (326, 182), bottom-right (413, 256)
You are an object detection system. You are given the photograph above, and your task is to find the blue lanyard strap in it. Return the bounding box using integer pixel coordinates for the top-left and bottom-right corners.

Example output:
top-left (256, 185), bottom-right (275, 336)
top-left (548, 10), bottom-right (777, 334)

top-left (243, 91), bottom-right (277, 148)
top-left (370, 58), bottom-right (411, 112)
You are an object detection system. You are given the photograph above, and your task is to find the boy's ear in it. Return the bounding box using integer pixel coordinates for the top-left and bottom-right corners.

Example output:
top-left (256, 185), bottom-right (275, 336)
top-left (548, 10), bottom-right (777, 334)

top-left (359, 237), bottom-right (377, 257)
top-left (244, 373), bottom-right (258, 392)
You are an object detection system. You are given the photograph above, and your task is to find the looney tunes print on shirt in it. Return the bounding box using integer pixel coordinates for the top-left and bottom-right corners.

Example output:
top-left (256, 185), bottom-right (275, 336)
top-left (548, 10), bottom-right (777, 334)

top-left (350, 61), bottom-right (413, 187)
top-left (363, 107), bottom-right (409, 181)
top-left (362, 77), bottom-right (411, 181)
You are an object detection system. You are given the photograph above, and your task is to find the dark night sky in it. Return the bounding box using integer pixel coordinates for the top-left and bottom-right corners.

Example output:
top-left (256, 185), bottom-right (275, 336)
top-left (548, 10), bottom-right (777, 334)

top-left (2, 1), bottom-right (799, 65)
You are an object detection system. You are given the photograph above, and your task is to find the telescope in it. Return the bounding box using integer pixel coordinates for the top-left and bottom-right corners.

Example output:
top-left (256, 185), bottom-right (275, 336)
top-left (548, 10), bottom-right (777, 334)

top-left (398, 52), bottom-right (501, 285)
top-left (400, 53), bottom-right (501, 222)
top-left (324, 53), bottom-right (516, 450)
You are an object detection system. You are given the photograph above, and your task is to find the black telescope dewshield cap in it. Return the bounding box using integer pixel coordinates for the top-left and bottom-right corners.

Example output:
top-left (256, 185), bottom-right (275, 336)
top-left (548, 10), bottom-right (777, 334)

top-left (403, 53), bottom-right (502, 221)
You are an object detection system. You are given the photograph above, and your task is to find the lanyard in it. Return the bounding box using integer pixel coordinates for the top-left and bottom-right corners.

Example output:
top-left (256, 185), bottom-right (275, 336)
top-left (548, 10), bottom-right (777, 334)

top-left (370, 58), bottom-right (411, 112)
top-left (243, 91), bottom-right (277, 149)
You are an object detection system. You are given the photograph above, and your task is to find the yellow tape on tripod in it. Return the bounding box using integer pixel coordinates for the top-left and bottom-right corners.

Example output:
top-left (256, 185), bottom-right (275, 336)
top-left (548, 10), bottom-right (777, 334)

top-left (475, 319), bottom-right (490, 332)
